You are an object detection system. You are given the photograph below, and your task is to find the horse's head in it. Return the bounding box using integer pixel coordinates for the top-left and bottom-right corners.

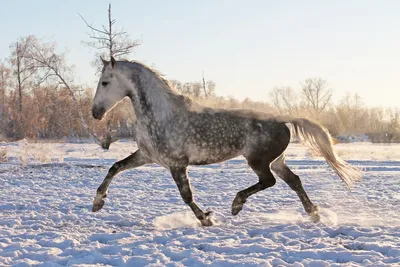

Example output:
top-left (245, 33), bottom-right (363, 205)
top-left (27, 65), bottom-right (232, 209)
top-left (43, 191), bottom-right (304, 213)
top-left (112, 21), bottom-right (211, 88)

top-left (92, 56), bottom-right (132, 120)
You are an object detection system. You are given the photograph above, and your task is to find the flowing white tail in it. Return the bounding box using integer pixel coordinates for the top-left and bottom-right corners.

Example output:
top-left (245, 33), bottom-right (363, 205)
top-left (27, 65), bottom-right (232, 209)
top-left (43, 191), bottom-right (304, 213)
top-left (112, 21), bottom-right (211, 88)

top-left (278, 116), bottom-right (363, 189)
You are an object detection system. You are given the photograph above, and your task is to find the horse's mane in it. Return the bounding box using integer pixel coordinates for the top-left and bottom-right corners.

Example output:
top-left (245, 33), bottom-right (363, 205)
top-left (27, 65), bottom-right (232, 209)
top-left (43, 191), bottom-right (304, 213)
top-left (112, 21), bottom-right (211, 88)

top-left (118, 59), bottom-right (193, 109)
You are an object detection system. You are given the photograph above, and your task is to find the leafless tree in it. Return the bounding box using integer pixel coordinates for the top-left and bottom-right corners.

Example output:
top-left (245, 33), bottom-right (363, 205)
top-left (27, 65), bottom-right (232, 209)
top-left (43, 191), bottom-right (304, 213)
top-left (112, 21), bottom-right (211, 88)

top-left (170, 78), bottom-right (217, 100)
top-left (0, 63), bottom-right (10, 116)
top-left (8, 36), bottom-right (40, 137)
top-left (269, 86), bottom-right (298, 114)
top-left (169, 80), bottom-right (182, 92)
top-left (79, 3), bottom-right (141, 71)
top-left (301, 78), bottom-right (332, 116)
top-left (9, 36), bottom-right (39, 114)
top-left (182, 82), bottom-right (201, 98)
top-left (206, 81), bottom-right (216, 98)
top-left (0, 62), bottom-right (11, 137)
top-left (202, 71), bottom-right (216, 98)
top-left (23, 38), bottom-right (101, 143)
top-left (337, 93), bottom-right (364, 132)
top-left (79, 3), bottom-right (141, 148)
top-left (387, 108), bottom-right (400, 134)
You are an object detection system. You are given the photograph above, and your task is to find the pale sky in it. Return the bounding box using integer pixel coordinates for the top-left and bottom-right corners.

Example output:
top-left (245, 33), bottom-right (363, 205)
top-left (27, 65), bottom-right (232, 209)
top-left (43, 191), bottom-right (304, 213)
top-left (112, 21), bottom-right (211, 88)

top-left (1, 0), bottom-right (399, 107)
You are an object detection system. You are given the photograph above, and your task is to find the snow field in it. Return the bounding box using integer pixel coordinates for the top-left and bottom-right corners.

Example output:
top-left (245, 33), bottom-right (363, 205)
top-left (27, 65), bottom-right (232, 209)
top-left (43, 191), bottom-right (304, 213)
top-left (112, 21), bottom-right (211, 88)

top-left (0, 141), bottom-right (399, 266)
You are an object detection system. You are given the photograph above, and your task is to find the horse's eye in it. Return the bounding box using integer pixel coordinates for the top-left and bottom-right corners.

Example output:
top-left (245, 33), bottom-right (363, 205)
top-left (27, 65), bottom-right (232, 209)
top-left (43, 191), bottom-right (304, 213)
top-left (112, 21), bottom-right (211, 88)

top-left (102, 81), bottom-right (109, 86)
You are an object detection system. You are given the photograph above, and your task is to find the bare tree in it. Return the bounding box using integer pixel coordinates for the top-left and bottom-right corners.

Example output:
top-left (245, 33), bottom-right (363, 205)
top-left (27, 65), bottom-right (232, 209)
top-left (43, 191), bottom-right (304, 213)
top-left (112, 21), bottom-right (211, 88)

top-left (0, 62), bottom-right (11, 137)
top-left (0, 63), bottom-right (10, 116)
top-left (387, 108), bottom-right (400, 134)
top-left (79, 3), bottom-right (141, 71)
top-left (8, 36), bottom-right (40, 137)
top-left (169, 80), bottom-right (182, 92)
top-left (180, 82), bottom-right (201, 98)
top-left (23, 38), bottom-right (101, 143)
top-left (202, 71), bottom-right (216, 98)
top-left (337, 93), bottom-right (364, 132)
top-left (206, 81), bottom-right (216, 98)
top-left (9, 36), bottom-right (39, 114)
top-left (79, 3), bottom-right (141, 148)
top-left (202, 72), bottom-right (207, 98)
top-left (269, 86), bottom-right (298, 114)
top-left (301, 78), bottom-right (332, 116)
top-left (170, 78), bottom-right (216, 99)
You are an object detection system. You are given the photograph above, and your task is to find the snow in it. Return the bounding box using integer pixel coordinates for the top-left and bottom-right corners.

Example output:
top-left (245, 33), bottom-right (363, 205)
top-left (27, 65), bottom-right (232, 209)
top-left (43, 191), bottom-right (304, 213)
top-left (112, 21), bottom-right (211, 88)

top-left (0, 141), bottom-right (399, 266)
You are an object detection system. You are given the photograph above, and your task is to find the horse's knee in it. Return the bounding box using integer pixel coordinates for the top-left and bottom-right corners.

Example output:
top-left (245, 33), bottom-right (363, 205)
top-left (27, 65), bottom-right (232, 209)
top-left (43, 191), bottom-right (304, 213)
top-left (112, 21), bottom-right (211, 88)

top-left (108, 162), bottom-right (122, 175)
top-left (108, 164), bottom-right (118, 174)
top-left (271, 163), bottom-right (303, 191)
top-left (271, 159), bottom-right (285, 176)
top-left (260, 176), bottom-right (276, 189)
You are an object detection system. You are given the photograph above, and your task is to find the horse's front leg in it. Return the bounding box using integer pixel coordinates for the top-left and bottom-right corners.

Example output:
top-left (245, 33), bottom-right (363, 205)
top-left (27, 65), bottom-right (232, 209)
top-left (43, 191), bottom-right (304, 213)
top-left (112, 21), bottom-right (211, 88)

top-left (92, 149), bottom-right (151, 212)
top-left (170, 167), bottom-right (213, 226)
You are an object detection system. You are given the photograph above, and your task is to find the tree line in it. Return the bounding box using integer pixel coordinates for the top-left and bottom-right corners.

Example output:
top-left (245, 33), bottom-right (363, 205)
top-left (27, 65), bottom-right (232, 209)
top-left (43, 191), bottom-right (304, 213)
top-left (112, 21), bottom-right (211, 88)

top-left (1, 38), bottom-right (399, 143)
top-left (269, 78), bottom-right (400, 142)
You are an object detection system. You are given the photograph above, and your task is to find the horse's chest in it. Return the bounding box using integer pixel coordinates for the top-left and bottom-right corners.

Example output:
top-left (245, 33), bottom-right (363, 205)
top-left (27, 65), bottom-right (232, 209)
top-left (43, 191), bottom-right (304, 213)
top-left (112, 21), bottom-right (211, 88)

top-left (135, 123), bottom-right (171, 163)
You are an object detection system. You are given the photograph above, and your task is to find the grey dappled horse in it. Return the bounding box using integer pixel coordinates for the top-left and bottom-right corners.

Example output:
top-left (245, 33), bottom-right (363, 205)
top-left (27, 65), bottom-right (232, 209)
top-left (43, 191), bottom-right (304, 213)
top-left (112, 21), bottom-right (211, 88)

top-left (91, 57), bottom-right (362, 226)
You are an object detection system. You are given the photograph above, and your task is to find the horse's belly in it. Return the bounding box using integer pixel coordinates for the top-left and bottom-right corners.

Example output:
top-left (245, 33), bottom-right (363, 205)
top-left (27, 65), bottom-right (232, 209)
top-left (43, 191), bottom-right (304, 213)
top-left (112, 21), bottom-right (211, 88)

top-left (187, 145), bottom-right (243, 165)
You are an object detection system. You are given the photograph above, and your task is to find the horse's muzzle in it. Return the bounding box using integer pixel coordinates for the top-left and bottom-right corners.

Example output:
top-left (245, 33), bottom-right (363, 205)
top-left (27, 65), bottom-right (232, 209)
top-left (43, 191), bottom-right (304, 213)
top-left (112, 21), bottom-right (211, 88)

top-left (92, 105), bottom-right (106, 120)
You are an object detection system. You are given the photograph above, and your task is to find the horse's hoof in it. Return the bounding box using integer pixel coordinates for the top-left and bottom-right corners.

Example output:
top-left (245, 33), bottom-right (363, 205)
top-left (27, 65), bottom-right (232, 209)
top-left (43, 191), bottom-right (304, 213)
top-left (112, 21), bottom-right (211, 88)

top-left (231, 196), bottom-right (245, 216)
top-left (310, 212), bottom-right (321, 223)
top-left (231, 203), bottom-right (243, 216)
top-left (200, 218), bottom-right (214, 227)
top-left (198, 211), bottom-right (214, 226)
top-left (92, 199), bottom-right (105, 212)
top-left (308, 205), bottom-right (320, 223)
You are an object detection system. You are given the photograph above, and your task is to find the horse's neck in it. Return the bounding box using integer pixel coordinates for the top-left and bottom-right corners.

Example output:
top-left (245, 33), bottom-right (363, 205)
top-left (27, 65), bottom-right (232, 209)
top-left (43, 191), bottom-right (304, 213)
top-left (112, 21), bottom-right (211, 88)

top-left (129, 71), bottom-right (178, 124)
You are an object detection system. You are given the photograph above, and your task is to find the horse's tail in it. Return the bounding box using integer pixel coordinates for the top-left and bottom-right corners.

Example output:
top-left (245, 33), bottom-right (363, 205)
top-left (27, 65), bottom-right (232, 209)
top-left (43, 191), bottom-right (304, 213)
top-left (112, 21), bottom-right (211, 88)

top-left (276, 115), bottom-right (362, 189)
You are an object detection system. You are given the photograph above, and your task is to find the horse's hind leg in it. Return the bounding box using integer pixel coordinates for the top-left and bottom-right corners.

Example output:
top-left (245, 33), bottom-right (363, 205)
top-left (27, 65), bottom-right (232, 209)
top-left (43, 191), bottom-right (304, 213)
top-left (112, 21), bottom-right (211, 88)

top-left (232, 157), bottom-right (276, 216)
top-left (170, 166), bottom-right (213, 226)
top-left (92, 149), bottom-right (151, 212)
top-left (271, 155), bottom-right (320, 222)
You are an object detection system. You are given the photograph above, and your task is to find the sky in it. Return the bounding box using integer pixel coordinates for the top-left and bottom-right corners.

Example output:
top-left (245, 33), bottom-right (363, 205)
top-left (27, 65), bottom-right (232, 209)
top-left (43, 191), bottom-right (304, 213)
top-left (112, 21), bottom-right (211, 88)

top-left (1, 0), bottom-right (399, 107)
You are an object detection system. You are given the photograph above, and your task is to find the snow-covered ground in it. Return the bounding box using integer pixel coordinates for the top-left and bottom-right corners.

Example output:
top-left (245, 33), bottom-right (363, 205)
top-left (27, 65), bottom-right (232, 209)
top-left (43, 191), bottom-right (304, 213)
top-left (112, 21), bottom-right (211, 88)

top-left (0, 140), bottom-right (399, 266)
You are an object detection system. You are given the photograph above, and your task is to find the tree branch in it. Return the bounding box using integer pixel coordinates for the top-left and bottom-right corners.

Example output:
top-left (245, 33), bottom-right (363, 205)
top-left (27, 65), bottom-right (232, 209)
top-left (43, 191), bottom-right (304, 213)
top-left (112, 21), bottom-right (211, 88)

top-left (78, 13), bottom-right (108, 35)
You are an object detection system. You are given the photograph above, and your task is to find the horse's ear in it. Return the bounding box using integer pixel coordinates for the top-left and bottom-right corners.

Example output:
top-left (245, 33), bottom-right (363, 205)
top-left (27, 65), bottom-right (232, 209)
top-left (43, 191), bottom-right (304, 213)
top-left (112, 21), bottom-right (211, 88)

top-left (111, 56), bottom-right (116, 68)
top-left (100, 56), bottom-right (108, 66)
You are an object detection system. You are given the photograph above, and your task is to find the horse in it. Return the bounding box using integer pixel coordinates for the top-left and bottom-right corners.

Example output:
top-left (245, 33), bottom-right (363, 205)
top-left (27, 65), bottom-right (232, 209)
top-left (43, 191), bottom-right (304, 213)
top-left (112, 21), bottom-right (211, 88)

top-left (91, 57), bottom-right (362, 226)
